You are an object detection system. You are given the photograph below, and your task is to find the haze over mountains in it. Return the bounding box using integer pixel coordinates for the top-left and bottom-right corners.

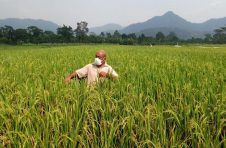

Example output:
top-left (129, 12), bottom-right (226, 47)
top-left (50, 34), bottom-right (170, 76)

top-left (89, 23), bottom-right (123, 35)
top-left (90, 11), bottom-right (226, 39)
top-left (1, 11), bottom-right (226, 39)
top-left (0, 18), bottom-right (60, 32)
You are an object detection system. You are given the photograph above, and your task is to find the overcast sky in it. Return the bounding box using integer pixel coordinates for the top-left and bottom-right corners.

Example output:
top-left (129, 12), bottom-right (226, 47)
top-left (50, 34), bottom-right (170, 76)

top-left (0, 0), bottom-right (226, 28)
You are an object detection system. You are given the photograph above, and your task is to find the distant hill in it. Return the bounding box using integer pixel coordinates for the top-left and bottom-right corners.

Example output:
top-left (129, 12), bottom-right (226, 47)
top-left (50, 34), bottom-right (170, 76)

top-left (0, 18), bottom-right (60, 32)
top-left (89, 23), bottom-right (123, 35)
top-left (89, 11), bottom-right (226, 39)
top-left (1, 12), bottom-right (226, 39)
top-left (201, 18), bottom-right (226, 31)
top-left (120, 11), bottom-right (226, 39)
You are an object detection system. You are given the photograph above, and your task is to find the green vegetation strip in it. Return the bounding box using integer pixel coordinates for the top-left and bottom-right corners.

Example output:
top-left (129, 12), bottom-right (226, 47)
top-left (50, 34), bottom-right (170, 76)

top-left (0, 44), bottom-right (225, 147)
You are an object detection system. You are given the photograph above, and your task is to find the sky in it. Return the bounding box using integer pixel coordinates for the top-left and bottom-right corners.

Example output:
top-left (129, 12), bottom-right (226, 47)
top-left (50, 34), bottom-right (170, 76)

top-left (0, 0), bottom-right (226, 28)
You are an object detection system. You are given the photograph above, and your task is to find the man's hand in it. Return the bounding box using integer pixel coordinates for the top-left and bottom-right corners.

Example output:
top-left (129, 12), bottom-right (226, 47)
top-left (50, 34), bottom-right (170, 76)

top-left (64, 71), bottom-right (77, 84)
top-left (112, 76), bottom-right (118, 80)
top-left (64, 77), bottom-right (71, 83)
top-left (99, 71), bottom-right (108, 77)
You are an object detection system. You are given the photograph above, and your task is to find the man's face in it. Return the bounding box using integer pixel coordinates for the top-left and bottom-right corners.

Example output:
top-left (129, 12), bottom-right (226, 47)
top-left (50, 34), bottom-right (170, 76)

top-left (95, 52), bottom-right (106, 64)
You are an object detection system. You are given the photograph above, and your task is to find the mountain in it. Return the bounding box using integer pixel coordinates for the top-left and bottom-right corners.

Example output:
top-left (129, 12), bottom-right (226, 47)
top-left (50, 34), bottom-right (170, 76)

top-left (0, 18), bottom-right (60, 32)
top-left (1, 12), bottom-right (226, 39)
top-left (201, 17), bottom-right (226, 31)
top-left (89, 23), bottom-right (123, 35)
top-left (122, 11), bottom-right (194, 33)
top-left (120, 11), bottom-right (226, 39)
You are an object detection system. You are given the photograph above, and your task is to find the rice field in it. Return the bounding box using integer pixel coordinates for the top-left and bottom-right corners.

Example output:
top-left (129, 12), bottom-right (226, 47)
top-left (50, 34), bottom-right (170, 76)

top-left (0, 44), bottom-right (226, 147)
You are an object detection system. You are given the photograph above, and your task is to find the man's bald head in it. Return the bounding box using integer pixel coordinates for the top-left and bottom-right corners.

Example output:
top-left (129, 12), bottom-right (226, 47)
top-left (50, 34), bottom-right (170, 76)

top-left (96, 49), bottom-right (106, 58)
top-left (95, 49), bottom-right (107, 67)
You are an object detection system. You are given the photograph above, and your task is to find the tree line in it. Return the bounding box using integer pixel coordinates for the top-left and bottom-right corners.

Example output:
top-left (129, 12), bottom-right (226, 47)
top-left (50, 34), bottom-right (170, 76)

top-left (0, 21), bottom-right (226, 45)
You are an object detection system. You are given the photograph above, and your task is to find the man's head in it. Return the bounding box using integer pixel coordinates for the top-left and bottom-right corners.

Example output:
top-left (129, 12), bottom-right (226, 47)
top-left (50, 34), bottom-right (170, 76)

top-left (94, 49), bottom-right (106, 67)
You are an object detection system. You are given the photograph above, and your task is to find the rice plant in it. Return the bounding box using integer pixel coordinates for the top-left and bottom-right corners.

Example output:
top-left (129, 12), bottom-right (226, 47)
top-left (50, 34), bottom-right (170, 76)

top-left (0, 44), bottom-right (225, 147)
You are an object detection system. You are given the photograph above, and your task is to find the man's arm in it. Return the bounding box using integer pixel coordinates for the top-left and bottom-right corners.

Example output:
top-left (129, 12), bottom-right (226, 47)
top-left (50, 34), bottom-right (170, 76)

top-left (112, 75), bottom-right (118, 80)
top-left (110, 68), bottom-right (118, 80)
top-left (99, 71), bottom-right (118, 80)
top-left (64, 71), bottom-right (78, 83)
top-left (99, 71), bottom-right (108, 78)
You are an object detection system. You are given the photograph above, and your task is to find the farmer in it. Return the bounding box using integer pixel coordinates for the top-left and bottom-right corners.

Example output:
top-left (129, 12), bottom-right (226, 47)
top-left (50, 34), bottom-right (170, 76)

top-left (64, 49), bottom-right (118, 85)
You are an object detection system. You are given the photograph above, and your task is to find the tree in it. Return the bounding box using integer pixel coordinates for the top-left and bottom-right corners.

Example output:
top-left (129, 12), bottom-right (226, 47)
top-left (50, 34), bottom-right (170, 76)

top-left (0, 27), bottom-right (4, 38)
top-left (166, 32), bottom-right (178, 43)
top-left (57, 25), bottom-right (74, 43)
top-left (14, 28), bottom-right (29, 43)
top-left (41, 31), bottom-right (57, 43)
top-left (100, 32), bottom-right (105, 37)
top-left (212, 28), bottom-right (226, 44)
top-left (113, 30), bottom-right (121, 38)
top-left (187, 37), bottom-right (204, 43)
top-left (111, 30), bottom-right (121, 43)
top-left (106, 32), bottom-right (111, 38)
top-left (138, 34), bottom-right (146, 44)
top-left (121, 33), bottom-right (127, 39)
top-left (204, 33), bottom-right (212, 43)
top-left (75, 21), bottom-right (89, 42)
top-left (1, 26), bottom-right (15, 43)
top-left (156, 32), bottom-right (165, 43)
top-left (127, 33), bottom-right (136, 40)
top-left (88, 34), bottom-right (103, 43)
top-left (27, 26), bottom-right (43, 43)
top-left (0, 27), bottom-right (9, 43)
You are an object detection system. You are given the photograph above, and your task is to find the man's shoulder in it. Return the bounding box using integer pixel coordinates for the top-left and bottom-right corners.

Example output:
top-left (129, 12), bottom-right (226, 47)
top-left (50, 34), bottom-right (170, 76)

top-left (85, 63), bottom-right (99, 69)
top-left (84, 63), bottom-right (93, 67)
top-left (87, 63), bottom-right (93, 66)
top-left (77, 63), bottom-right (93, 70)
top-left (104, 63), bottom-right (112, 68)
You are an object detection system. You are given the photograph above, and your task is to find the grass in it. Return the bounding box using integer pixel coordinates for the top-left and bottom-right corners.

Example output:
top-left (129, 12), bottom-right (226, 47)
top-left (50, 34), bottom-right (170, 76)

top-left (0, 44), bottom-right (225, 147)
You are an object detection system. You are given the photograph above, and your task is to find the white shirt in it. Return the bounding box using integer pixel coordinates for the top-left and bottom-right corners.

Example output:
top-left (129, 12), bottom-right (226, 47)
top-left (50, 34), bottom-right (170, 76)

top-left (75, 63), bottom-right (118, 84)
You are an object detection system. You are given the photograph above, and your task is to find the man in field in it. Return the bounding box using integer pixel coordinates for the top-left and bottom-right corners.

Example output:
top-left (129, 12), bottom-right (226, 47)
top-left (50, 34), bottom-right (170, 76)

top-left (64, 49), bottom-right (118, 85)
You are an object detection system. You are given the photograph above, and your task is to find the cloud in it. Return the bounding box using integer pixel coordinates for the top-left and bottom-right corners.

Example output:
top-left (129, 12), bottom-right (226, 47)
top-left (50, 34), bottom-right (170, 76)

top-left (210, 0), bottom-right (225, 7)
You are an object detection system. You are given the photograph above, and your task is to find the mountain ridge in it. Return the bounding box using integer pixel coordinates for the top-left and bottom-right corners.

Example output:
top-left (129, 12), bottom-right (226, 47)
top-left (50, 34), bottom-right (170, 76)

top-left (121, 11), bottom-right (226, 39)
top-left (1, 11), bottom-right (226, 39)
top-left (0, 18), bottom-right (60, 32)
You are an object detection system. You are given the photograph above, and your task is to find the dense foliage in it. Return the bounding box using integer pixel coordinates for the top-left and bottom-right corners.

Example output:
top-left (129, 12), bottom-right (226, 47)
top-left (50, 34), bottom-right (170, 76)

top-left (0, 22), bottom-right (226, 44)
